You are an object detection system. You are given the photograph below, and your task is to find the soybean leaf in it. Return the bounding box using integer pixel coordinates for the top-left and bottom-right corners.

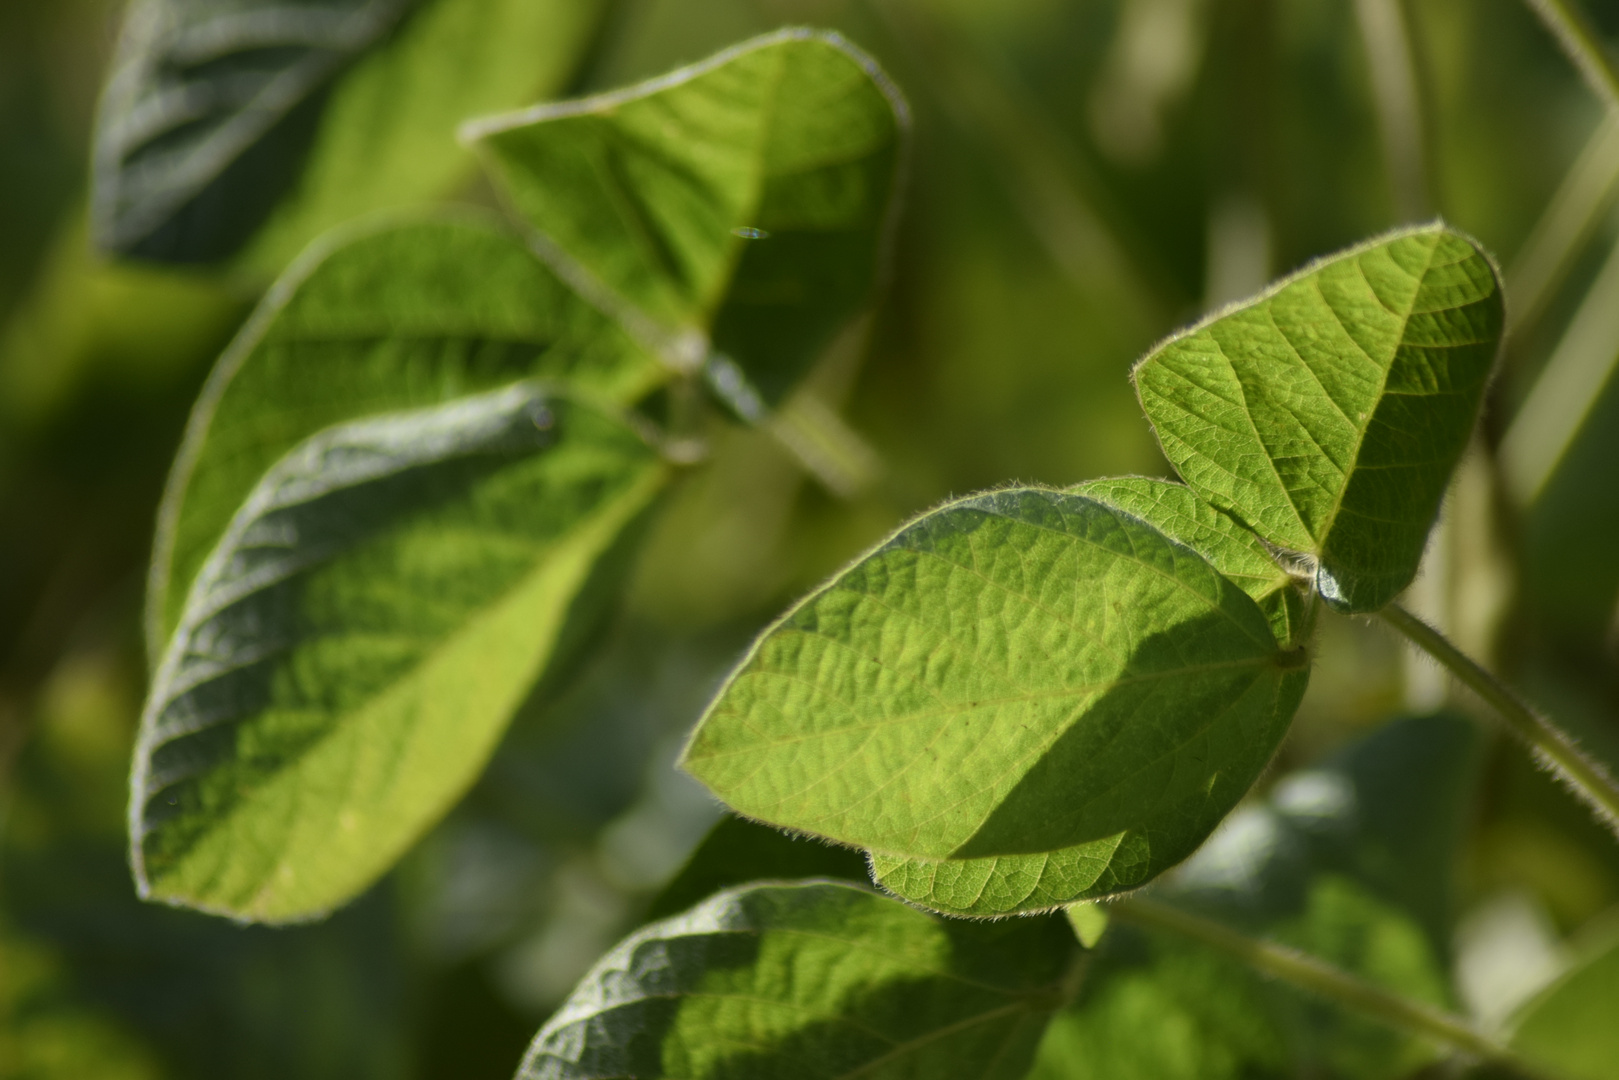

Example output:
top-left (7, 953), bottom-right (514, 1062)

top-left (683, 488), bottom-right (1309, 917)
top-left (1029, 714), bottom-right (1482, 1080)
top-left (1510, 924), bottom-right (1619, 1080)
top-left (93, 0), bottom-right (606, 265)
top-left (132, 384), bottom-right (668, 921)
top-left (239, 0), bottom-right (611, 273)
top-left (1133, 225), bottom-right (1504, 613)
top-left (646, 814), bottom-right (870, 923)
top-left (517, 881), bottom-right (1073, 1080)
top-left (147, 212), bottom-right (661, 651)
top-left (1073, 477), bottom-right (1310, 646)
top-left (465, 28), bottom-right (908, 412)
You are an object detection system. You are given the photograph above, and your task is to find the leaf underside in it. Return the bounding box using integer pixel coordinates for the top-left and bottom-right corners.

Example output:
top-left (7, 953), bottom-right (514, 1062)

top-left (132, 384), bottom-right (665, 920)
top-left (518, 882), bottom-right (1073, 1080)
top-left (469, 27), bottom-right (907, 410)
top-left (148, 213), bottom-right (661, 653)
top-left (1133, 225), bottom-right (1503, 613)
top-left (684, 488), bottom-right (1308, 916)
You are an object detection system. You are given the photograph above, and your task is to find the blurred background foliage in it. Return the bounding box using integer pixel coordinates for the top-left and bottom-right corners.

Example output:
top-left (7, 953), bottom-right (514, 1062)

top-left (3, 0), bottom-right (1619, 1076)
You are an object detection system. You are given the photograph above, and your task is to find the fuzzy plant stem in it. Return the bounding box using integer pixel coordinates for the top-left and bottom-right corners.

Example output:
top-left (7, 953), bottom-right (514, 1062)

top-left (1381, 602), bottom-right (1619, 833)
top-left (1522, 0), bottom-right (1619, 113)
top-left (1112, 897), bottom-right (1554, 1080)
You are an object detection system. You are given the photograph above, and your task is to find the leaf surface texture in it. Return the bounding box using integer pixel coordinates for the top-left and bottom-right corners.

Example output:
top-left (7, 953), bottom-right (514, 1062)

top-left (1133, 225), bottom-right (1503, 612)
top-left (684, 488), bottom-right (1308, 915)
top-left (468, 28), bottom-right (907, 410)
top-left (132, 384), bottom-right (666, 919)
top-left (518, 882), bottom-right (1072, 1080)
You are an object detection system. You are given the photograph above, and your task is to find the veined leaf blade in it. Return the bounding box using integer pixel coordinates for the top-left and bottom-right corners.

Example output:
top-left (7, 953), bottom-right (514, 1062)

top-left (466, 27), bottom-right (907, 409)
top-left (1072, 476), bottom-right (1310, 647)
top-left (1133, 225), bottom-right (1503, 613)
top-left (682, 488), bottom-right (1308, 910)
top-left (132, 384), bottom-right (667, 920)
top-left (517, 881), bottom-right (1072, 1080)
top-left (147, 212), bottom-right (661, 652)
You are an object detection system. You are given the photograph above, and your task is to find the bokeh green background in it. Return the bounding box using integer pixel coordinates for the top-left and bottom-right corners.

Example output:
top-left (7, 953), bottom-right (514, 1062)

top-left (4, 0), bottom-right (1619, 1076)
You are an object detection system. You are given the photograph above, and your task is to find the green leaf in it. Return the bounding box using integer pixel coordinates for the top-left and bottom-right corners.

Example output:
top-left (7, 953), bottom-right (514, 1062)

top-left (683, 487), bottom-right (1309, 917)
top-left (147, 212), bottom-right (661, 652)
top-left (1510, 925), bottom-right (1619, 1080)
top-left (465, 28), bottom-right (908, 410)
top-left (132, 383), bottom-right (667, 920)
top-left (92, 0), bottom-right (607, 265)
top-left (1133, 225), bottom-right (1504, 613)
top-left (93, 0), bottom-right (420, 261)
top-left (1028, 714), bottom-right (1483, 1080)
top-left (238, 0), bottom-right (611, 273)
top-left (1072, 477), bottom-right (1311, 646)
top-left (517, 881), bottom-right (1073, 1080)
top-left (646, 814), bottom-right (870, 924)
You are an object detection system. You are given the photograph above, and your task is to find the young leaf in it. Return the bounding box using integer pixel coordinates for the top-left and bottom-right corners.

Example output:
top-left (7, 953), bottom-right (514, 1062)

top-left (131, 384), bottom-right (667, 921)
top-left (683, 488), bottom-right (1309, 916)
top-left (1510, 927), bottom-right (1619, 1080)
top-left (147, 212), bottom-right (661, 652)
top-left (518, 882), bottom-right (1073, 1080)
top-left (1133, 225), bottom-right (1504, 613)
top-left (464, 28), bottom-right (908, 410)
top-left (1072, 477), bottom-right (1310, 647)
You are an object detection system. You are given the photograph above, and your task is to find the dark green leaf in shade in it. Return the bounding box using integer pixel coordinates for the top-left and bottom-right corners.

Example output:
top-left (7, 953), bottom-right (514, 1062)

top-left (516, 881), bottom-right (1074, 1080)
top-left (1027, 714), bottom-right (1484, 1080)
top-left (132, 384), bottom-right (668, 920)
top-left (1072, 477), bottom-right (1312, 647)
top-left (465, 28), bottom-right (908, 409)
top-left (93, 0), bottom-right (420, 261)
top-left (1509, 923), bottom-right (1619, 1080)
top-left (683, 488), bottom-right (1309, 917)
top-left (645, 814), bottom-right (869, 924)
top-left (1133, 225), bottom-right (1504, 613)
top-left (147, 212), bottom-right (661, 651)
top-left (92, 0), bottom-right (608, 265)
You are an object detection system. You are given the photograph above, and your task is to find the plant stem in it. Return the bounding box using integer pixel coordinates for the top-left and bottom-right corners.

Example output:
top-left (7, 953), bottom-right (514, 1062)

top-left (1522, 0), bottom-right (1619, 113)
top-left (1112, 897), bottom-right (1552, 1079)
top-left (1380, 602), bottom-right (1619, 832)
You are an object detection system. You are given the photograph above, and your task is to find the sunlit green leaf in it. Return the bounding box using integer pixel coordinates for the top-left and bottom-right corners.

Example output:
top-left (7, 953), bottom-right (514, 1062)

top-left (239, 0), bottom-right (611, 273)
top-left (465, 28), bottom-right (907, 410)
top-left (684, 487), bottom-right (1309, 916)
top-left (132, 384), bottom-right (667, 920)
top-left (1510, 924), bottom-right (1619, 1080)
top-left (1133, 225), bottom-right (1503, 612)
top-left (92, 0), bottom-right (606, 265)
top-left (147, 212), bottom-right (661, 651)
top-left (1029, 714), bottom-right (1482, 1080)
top-left (518, 881), bottom-right (1073, 1080)
top-left (1073, 477), bottom-right (1310, 646)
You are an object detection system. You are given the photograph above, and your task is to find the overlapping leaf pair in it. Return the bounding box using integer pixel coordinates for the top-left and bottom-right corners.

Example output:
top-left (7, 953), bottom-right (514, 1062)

top-left (130, 30), bottom-right (906, 921)
top-left (684, 224), bottom-right (1504, 917)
